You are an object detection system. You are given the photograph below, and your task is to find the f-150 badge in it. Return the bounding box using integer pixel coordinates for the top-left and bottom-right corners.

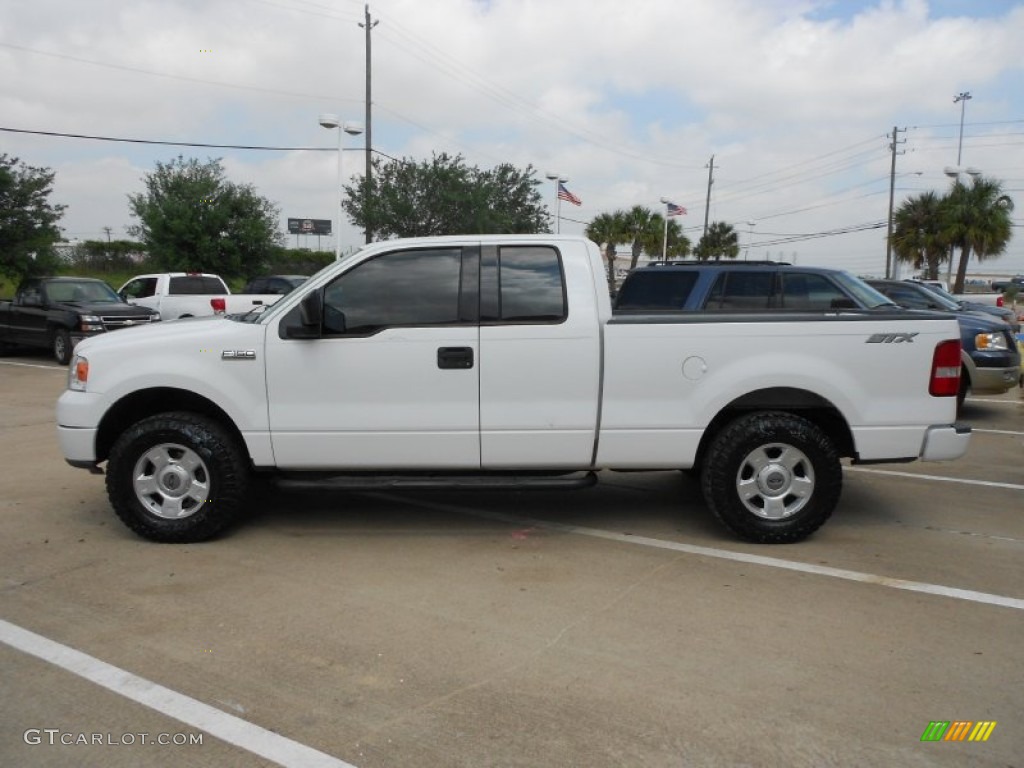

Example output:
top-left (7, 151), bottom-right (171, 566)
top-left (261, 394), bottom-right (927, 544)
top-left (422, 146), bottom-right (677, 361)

top-left (866, 333), bottom-right (918, 343)
top-left (222, 350), bottom-right (256, 359)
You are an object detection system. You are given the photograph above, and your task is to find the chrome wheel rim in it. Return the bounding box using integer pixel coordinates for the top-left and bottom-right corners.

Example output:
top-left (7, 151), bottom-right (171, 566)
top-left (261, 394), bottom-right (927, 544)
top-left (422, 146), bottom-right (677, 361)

top-left (133, 443), bottom-right (211, 519)
top-left (735, 442), bottom-right (814, 520)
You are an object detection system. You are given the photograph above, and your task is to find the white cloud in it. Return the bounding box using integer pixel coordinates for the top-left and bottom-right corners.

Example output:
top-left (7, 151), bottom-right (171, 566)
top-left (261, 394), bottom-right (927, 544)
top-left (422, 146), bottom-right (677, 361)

top-left (1, 0), bottom-right (1022, 273)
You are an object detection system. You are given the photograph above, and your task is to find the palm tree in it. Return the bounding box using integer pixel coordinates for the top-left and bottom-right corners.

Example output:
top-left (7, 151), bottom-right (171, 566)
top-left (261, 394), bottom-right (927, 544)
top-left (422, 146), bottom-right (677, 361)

top-left (695, 221), bottom-right (739, 261)
top-left (637, 215), bottom-right (691, 261)
top-left (621, 205), bottom-right (661, 270)
top-left (890, 191), bottom-right (950, 279)
top-left (585, 212), bottom-right (625, 292)
top-left (943, 176), bottom-right (1014, 293)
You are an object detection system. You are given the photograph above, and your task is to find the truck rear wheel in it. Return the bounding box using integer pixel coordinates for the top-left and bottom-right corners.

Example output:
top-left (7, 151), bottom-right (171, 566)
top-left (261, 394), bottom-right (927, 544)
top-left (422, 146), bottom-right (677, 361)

top-left (106, 412), bottom-right (249, 543)
top-left (701, 412), bottom-right (841, 544)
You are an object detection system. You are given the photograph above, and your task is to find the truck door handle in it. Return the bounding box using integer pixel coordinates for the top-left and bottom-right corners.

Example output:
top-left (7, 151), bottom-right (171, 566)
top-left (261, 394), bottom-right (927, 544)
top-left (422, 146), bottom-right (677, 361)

top-left (437, 346), bottom-right (474, 369)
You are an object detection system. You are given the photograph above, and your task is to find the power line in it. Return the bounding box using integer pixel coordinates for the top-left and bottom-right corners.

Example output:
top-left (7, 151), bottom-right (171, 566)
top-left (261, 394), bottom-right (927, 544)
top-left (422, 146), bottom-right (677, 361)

top-left (0, 126), bottom-right (337, 151)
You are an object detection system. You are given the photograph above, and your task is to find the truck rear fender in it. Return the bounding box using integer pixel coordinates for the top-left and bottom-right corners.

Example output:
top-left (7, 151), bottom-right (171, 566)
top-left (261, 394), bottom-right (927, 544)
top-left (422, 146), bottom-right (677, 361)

top-left (690, 387), bottom-right (855, 472)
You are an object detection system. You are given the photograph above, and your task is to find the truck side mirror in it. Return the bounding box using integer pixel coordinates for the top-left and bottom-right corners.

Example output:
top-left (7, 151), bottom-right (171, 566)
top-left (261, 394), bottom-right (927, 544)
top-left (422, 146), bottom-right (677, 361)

top-left (284, 290), bottom-right (323, 339)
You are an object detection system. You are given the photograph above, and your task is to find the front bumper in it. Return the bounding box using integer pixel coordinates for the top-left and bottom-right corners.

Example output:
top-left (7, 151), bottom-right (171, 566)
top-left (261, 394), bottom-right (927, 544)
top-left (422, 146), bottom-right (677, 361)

top-left (920, 422), bottom-right (972, 461)
top-left (970, 365), bottom-right (1020, 395)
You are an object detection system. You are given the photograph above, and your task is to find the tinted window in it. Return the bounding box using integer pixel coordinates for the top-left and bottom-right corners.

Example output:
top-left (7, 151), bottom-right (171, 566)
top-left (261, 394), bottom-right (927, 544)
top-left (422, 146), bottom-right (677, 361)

top-left (615, 271), bottom-right (699, 310)
top-left (497, 246), bottom-right (565, 322)
top-left (122, 277), bottom-right (158, 299)
top-left (705, 271), bottom-right (774, 310)
top-left (243, 278), bottom-right (267, 294)
top-left (873, 284), bottom-right (944, 310)
top-left (322, 248), bottom-right (462, 335)
top-left (168, 276), bottom-right (228, 295)
top-left (779, 273), bottom-right (850, 310)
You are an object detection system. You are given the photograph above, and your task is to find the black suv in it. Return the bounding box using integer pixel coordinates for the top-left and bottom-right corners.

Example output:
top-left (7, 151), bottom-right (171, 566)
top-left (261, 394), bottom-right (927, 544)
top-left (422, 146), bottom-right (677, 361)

top-left (614, 261), bottom-right (894, 312)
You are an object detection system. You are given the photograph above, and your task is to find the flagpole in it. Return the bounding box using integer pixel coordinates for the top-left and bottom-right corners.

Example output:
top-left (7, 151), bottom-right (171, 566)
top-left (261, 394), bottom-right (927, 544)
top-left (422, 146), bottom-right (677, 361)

top-left (659, 197), bottom-right (670, 260)
top-left (546, 172), bottom-right (567, 234)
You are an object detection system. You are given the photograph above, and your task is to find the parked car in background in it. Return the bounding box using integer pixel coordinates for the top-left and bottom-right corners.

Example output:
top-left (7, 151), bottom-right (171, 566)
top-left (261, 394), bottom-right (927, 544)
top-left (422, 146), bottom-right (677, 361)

top-left (990, 276), bottom-right (1024, 293)
top-left (119, 272), bottom-right (285, 320)
top-left (241, 275), bottom-right (308, 296)
top-left (916, 281), bottom-right (1020, 333)
top-left (0, 277), bottom-right (159, 364)
top-left (614, 260), bottom-right (896, 312)
top-left (866, 279), bottom-right (1020, 405)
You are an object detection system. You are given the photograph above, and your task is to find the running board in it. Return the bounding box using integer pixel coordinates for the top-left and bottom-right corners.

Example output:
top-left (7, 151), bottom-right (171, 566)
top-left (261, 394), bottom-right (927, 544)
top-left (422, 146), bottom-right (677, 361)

top-left (274, 470), bottom-right (598, 492)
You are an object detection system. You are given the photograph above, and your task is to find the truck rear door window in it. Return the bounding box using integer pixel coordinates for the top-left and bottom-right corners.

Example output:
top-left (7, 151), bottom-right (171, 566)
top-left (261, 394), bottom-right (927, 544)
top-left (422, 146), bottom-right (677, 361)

top-left (493, 246), bottom-right (566, 323)
top-left (705, 272), bottom-right (774, 310)
top-left (169, 276), bottom-right (228, 295)
top-left (322, 248), bottom-right (462, 335)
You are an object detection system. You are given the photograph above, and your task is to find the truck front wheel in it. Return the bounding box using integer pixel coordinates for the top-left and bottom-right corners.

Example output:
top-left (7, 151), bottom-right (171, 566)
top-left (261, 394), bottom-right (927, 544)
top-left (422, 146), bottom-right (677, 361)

top-left (701, 412), bottom-right (841, 544)
top-left (106, 412), bottom-right (249, 543)
top-left (52, 328), bottom-right (72, 365)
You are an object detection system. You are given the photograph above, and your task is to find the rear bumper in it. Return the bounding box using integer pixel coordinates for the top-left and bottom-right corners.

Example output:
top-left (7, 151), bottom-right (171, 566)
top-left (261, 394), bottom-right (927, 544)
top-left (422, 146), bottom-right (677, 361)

top-left (919, 422), bottom-right (972, 461)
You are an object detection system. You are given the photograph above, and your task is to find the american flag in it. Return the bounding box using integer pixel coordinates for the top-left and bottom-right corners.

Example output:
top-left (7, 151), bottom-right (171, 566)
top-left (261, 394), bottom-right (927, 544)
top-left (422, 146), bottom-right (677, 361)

top-left (557, 182), bottom-right (582, 206)
top-left (666, 202), bottom-right (687, 217)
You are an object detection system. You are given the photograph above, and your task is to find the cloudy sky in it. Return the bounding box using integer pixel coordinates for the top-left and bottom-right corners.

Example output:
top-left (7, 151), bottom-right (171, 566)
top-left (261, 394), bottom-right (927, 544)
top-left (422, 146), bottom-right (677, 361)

top-left (3, 0), bottom-right (1024, 277)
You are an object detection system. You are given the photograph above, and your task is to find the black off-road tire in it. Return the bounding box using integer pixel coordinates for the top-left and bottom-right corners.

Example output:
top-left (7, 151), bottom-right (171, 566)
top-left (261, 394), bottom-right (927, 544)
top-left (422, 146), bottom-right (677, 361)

top-left (700, 411), bottom-right (842, 544)
top-left (106, 412), bottom-right (250, 543)
top-left (52, 327), bottom-right (72, 365)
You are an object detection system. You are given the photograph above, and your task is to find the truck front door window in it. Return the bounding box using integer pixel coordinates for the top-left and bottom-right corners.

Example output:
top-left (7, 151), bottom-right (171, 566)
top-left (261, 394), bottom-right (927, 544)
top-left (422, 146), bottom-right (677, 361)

top-left (322, 248), bottom-right (462, 335)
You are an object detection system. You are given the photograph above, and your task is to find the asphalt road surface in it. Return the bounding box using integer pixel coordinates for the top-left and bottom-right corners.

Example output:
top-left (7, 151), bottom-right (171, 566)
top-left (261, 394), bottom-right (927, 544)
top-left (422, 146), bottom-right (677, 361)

top-left (2, 352), bottom-right (1022, 767)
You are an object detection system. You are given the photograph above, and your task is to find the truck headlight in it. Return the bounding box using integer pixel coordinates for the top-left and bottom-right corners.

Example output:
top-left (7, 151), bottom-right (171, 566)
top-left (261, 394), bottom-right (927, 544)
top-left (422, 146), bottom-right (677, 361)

top-left (975, 332), bottom-right (1008, 351)
top-left (69, 354), bottom-right (89, 391)
top-left (79, 314), bottom-right (104, 332)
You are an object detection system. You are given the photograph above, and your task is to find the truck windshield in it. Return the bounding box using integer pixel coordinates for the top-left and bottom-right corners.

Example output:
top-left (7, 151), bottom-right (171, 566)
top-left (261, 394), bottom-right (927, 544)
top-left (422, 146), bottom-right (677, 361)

top-left (46, 280), bottom-right (122, 303)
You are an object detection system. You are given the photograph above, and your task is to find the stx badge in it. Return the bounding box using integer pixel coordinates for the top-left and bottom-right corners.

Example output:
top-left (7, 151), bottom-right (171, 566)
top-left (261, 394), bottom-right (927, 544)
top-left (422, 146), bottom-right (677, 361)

top-left (866, 332), bottom-right (919, 343)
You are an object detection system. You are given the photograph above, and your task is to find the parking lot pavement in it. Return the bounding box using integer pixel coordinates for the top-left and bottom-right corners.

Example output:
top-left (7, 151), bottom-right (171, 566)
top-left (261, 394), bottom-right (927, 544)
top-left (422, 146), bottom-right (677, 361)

top-left (2, 356), bottom-right (1022, 767)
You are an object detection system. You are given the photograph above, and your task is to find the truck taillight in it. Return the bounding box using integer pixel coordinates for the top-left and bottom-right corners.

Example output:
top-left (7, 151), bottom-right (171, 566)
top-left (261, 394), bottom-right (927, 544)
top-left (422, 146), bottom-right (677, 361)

top-left (211, 297), bottom-right (226, 314)
top-left (995, 295), bottom-right (1003, 307)
top-left (929, 339), bottom-right (961, 397)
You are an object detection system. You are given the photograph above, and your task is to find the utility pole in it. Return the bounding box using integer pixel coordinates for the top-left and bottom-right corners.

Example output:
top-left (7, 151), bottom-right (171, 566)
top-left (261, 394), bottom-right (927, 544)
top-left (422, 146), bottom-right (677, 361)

top-left (703, 155), bottom-right (714, 237)
top-left (885, 126), bottom-right (906, 279)
top-left (359, 4), bottom-right (378, 244)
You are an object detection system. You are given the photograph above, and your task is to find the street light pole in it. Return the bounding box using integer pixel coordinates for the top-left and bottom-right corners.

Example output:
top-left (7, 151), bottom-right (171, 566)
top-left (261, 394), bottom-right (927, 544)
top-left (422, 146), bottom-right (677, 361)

top-left (319, 115), bottom-right (363, 261)
top-left (546, 172), bottom-right (567, 233)
top-left (954, 91), bottom-right (972, 166)
top-left (744, 221), bottom-right (756, 261)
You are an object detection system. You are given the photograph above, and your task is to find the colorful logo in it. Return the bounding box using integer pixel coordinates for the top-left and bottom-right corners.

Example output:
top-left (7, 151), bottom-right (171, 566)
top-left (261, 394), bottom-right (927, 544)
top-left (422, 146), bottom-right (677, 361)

top-left (921, 721), bottom-right (996, 742)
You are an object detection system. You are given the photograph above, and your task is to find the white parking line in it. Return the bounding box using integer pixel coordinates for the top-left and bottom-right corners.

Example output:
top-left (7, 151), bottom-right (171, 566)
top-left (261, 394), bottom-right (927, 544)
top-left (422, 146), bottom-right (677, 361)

top-left (0, 619), bottom-right (357, 768)
top-left (845, 466), bottom-right (1024, 491)
top-left (381, 496), bottom-right (1024, 613)
top-left (968, 397), bottom-right (1023, 405)
top-left (972, 428), bottom-right (1024, 437)
top-left (0, 361), bottom-right (64, 371)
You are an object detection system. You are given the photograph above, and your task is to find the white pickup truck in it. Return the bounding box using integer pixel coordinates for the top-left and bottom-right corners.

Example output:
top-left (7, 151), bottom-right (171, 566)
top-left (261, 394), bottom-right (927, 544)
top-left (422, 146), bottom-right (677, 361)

top-left (118, 272), bottom-right (284, 320)
top-left (58, 235), bottom-right (970, 545)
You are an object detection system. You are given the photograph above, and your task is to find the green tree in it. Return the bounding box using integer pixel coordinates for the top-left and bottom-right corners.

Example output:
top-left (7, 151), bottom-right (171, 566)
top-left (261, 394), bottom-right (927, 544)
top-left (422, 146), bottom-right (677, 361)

top-left (619, 206), bottom-right (662, 270)
top-left (942, 176), bottom-right (1013, 294)
top-left (585, 212), bottom-right (626, 292)
top-left (0, 154), bottom-right (66, 281)
top-left (72, 239), bottom-right (146, 273)
top-left (343, 153), bottom-right (550, 238)
top-left (695, 221), bottom-right (740, 261)
top-left (890, 191), bottom-right (949, 279)
top-left (638, 215), bottom-right (691, 262)
top-left (127, 156), bottom-right (282, 278)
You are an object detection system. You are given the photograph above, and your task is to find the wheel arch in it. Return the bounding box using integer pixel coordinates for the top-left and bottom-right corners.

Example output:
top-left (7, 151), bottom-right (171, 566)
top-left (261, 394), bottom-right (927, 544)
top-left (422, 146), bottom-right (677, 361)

top-left (693, 387), bottom-right (855, 470)
top-left (96, 387), bottom-right (247, 465)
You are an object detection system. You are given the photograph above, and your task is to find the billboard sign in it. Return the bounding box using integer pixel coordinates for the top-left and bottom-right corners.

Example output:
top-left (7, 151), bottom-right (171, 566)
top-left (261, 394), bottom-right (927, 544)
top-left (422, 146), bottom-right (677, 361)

top-left (287, 218), bottom-right (332, 235)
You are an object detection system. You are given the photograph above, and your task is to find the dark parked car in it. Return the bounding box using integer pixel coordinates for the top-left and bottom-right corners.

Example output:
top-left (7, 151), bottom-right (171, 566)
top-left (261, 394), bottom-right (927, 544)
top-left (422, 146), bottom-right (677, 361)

top-left (916, 281), bottom-right (1019, 333)
top-left (866, 279), bottom-right (1020, 404)
top-left (0, 277), bottom-right (159, 364)
top-left (614, 261), bottom-right (896, 312)
top-left (241, 275), bottom-right (308, 296)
